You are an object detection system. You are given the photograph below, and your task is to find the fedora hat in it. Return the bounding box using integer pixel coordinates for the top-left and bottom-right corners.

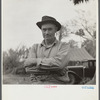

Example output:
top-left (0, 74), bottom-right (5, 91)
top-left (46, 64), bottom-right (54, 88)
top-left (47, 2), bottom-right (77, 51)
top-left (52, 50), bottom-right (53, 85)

top-left (36, 16), bottom-right (61, 31)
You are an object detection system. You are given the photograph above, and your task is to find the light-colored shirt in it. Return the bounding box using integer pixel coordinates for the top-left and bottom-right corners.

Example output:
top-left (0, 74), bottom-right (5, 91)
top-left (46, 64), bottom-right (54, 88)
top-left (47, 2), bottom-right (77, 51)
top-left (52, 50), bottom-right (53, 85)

top-left (27, 39), bottom-right (70, 68)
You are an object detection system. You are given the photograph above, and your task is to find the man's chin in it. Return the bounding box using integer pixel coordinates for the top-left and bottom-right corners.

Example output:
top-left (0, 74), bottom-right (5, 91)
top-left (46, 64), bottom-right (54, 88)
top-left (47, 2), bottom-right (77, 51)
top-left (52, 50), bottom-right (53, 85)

top-left (44, 38), bottom-right (50, 40)
top-left (44, 37), bottom-right (54, 40)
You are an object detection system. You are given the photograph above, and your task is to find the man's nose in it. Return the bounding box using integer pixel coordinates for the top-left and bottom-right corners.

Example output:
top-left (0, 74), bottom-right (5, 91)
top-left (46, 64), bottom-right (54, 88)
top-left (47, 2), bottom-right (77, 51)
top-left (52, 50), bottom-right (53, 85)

top-left (45, 30), bottom-right (49, 34)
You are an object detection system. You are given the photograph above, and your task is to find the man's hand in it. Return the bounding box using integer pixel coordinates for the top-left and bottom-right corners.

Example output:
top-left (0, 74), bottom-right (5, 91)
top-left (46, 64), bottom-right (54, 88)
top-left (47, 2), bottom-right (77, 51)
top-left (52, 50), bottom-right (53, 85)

top-left (24, 58), bottom-right (37, 67)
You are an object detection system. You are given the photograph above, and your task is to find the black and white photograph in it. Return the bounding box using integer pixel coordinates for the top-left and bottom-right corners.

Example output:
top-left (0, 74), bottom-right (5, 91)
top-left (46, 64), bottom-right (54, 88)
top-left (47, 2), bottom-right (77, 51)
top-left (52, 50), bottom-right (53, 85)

top-left (2, 0), bottom-right (98, 100)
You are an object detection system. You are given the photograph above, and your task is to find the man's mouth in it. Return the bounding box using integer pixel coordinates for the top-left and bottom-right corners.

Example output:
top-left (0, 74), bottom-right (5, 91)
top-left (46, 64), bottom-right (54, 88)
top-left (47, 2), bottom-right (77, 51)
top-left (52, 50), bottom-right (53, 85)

top-left (45, 35), bottom-right (50, 38)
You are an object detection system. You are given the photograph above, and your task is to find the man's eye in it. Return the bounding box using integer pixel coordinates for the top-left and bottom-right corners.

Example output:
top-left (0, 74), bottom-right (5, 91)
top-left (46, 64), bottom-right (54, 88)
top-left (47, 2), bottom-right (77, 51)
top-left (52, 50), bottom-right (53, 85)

top-left (42, 28), bottom-right (52, 31)
top-left (48, 28), bottom-right (52, 31)
top-left (42, 29), bottom-right (46, 31)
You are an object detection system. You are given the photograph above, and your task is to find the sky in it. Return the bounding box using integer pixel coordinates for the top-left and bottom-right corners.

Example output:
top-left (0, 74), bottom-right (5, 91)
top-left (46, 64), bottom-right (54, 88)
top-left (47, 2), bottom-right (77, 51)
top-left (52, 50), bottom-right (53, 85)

top-left (2, 0), bottom-right (97, 51)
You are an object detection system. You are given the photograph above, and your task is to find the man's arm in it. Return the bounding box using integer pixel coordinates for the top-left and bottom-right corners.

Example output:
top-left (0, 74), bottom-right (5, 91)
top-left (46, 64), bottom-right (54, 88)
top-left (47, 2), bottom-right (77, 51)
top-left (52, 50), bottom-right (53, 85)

top-left (38, 43), bottom-right (70, 68)
top-left (24, 43), bottom-right (70, 68)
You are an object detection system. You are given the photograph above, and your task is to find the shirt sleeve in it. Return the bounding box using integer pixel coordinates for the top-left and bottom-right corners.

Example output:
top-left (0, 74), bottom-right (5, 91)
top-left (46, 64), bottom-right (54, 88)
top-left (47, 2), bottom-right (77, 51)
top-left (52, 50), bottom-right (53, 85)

top-left (38, 43), bottom-right (70, 68)
top-left (24, 44), bottom-right (39, 66)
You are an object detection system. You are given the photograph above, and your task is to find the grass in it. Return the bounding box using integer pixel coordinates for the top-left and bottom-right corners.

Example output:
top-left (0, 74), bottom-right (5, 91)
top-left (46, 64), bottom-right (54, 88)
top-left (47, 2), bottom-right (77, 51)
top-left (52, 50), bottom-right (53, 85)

top-left (3, 74), bottom-right (94, 85)
top-left (3, 74), bottom-right (32, 84)
top-left (3, 74), bottom-right (66, 84)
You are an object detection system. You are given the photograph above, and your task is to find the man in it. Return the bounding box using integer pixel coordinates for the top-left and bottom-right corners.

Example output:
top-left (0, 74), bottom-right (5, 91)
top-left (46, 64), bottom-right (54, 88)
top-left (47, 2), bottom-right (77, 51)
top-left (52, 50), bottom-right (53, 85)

top-left (24, 16), bottom-right (70, 82)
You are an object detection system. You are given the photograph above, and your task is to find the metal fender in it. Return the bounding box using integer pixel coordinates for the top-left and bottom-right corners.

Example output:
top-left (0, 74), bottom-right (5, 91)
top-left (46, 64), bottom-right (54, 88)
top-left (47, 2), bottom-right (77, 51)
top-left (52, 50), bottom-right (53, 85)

top-left (67, 70), bottom-right (82, 80)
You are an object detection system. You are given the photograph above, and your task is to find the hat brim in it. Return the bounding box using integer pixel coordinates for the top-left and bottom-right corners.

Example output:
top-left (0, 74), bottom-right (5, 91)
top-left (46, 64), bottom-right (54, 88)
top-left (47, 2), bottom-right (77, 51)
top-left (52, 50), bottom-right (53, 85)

top-left (36, 20), bottom-right (61, 31)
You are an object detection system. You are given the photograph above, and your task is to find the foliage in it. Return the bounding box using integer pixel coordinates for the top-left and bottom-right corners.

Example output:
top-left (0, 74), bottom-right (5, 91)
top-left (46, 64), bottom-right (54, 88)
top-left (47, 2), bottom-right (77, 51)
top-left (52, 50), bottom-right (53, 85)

top-left (72, 10), bottom-right (96, 57)
top-left (70, 0), bottom-right (89, 5)
top-left (68, 40), bottom-right (78, 48)
top-left (79, 77), bottom-right (91, 84)
top-left (56, 25), bottom-right (70, 41)
top-left (86, 73), bottom-right (96, 84)
top-left (3, 46), bottom-right (29, 74)
top-left (57, 8), bottom-right (96, 58)
top-left (3, 49), bottom-right (20, 74)
top-left (57, 8), bottom-right (96, 41)
top-left (72, 9), bottom-right (96, 40)
top-left (82, 39), bottom-right (96, 58)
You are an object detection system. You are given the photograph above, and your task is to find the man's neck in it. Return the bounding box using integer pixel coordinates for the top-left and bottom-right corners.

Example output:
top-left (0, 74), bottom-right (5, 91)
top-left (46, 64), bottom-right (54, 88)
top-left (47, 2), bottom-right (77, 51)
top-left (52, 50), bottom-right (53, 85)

top-left (44, 37), bottom-right (56, 46)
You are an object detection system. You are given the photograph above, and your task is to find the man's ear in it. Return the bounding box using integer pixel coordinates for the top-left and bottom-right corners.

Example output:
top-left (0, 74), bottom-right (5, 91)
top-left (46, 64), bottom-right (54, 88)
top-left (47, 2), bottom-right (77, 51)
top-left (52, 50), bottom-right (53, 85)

top-left (55, 26), bottom-right (58, 32)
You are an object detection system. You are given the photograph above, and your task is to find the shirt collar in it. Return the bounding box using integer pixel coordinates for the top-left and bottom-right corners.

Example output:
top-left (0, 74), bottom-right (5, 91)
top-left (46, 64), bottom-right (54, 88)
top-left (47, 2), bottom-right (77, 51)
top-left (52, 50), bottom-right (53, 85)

top-left (41, 39), bottom-right (58, 48)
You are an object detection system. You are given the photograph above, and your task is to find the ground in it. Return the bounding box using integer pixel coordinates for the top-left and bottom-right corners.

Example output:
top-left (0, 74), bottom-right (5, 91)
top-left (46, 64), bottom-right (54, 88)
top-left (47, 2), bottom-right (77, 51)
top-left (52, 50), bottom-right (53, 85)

top-left (3, 74), bottom-right (66, 84)
top-left (3, 74), bottom-right (94, 85)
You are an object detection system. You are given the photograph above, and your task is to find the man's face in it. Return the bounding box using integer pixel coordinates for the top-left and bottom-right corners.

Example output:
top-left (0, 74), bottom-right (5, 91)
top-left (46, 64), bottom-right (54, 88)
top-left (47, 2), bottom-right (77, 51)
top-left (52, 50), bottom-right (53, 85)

top-left (41, 23), bottom-right (57, 40)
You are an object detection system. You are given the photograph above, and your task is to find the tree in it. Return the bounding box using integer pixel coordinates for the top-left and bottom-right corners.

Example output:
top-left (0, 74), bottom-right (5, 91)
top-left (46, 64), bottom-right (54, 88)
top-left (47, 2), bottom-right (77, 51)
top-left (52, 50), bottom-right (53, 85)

top-left (3, 45), bottom-right (30, 74)
top-left (71, 9), bottom-right (96, 39)
top-left (17, 45), bottom-right (29, 60)
top-left (70, 0), bottom-right (96, 84)
top-left (70, 0), bottom-right (89, 5)
top-left (3, 49), bottom-right (20, 74)
top-left (68, 40), bottom-right (78, 48)
top-left (71, 9), bottom-right (96, 58)
top-left (56, 25), bottom-right (69, 41)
